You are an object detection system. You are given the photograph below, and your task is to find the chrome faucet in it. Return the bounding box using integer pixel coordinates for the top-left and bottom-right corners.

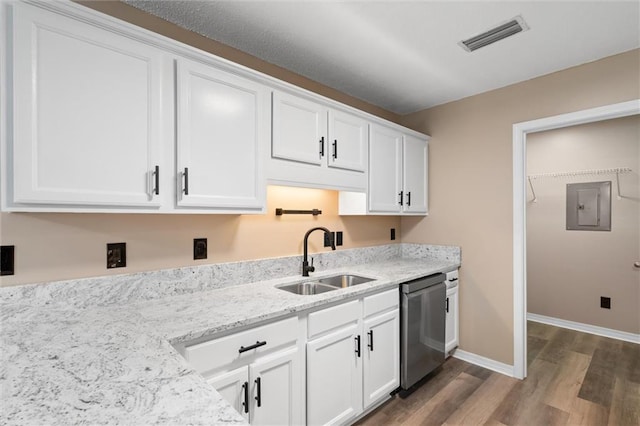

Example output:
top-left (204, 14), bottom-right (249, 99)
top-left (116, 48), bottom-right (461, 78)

top-left (302, 227), bottom-right (335, 276)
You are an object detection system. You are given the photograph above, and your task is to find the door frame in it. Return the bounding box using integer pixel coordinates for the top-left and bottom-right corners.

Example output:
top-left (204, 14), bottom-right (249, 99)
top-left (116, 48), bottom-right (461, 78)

top-left (511, 99), bottom-right (640, 379)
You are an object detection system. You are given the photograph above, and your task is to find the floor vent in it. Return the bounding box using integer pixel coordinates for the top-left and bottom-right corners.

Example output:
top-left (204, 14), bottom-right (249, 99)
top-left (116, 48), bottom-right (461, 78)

top-left (459, 16), bottom-right (529, 52)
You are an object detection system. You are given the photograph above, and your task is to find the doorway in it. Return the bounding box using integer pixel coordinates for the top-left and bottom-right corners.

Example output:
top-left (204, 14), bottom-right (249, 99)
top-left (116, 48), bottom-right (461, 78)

top-left (512, 99), bottom-right (640, 379)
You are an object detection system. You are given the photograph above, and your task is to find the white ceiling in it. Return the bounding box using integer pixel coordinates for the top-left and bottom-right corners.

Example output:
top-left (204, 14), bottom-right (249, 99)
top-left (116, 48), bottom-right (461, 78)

top-left (125, 1), bottom-right (640, 114)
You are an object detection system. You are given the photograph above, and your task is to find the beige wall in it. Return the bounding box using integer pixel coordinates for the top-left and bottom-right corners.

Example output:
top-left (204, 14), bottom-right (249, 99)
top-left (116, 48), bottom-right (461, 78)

top-left (400, 49), bottom-right (640, 365)
top-left (0, 186), bottom-right (400, 286)
top-left (526, 116), bottom-right (639, 334)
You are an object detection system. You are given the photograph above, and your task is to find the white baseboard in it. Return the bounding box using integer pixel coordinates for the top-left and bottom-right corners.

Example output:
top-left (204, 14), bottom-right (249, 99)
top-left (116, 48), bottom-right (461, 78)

top-left (452, 349), bottom-right (514, 377)
top-left (527, 313), bottom-right (640, 344)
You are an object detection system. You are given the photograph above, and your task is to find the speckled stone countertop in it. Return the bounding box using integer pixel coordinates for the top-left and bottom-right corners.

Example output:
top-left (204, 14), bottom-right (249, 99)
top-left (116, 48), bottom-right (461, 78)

top-left (0, 244), bottom-right (460, 425)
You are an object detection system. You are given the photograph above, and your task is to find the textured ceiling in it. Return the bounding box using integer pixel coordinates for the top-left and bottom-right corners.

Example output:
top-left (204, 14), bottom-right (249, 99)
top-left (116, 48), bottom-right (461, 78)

top-left (125, 1), bottom-right (640, 115)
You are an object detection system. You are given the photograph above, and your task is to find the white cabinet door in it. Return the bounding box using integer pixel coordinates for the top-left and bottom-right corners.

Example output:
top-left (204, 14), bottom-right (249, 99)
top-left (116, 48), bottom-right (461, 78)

top-left (306, 323), bottom-right (362, 426)
top-left (272, 91), bottom-right (326, 166)
top-left (250, 347), bottom-right (303, 426)
top-left (328, 109), bottom-right (367, 172)
top-left (11, 3), bottom-right (167, 207)
top-left (176, 58), bottom-right (267, 210)
top-left (208, 366), bottom-right (250, 422)
top-left (403, 135), bottom-right (429, 214)
top-left (363, 310), bottom-right (400, 409)
top-left (368, 124), bottom-right (403, 213)
top-left (445, 286), bottom-right (459, 355)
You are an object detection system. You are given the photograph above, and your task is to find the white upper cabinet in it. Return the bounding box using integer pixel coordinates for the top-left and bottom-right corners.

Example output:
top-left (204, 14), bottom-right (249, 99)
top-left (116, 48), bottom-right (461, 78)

top-left (368, 125), bottom-right (403, 213)
top-left (176, 58), bottom-right (267, 210)
top-left (366, 124), bottom-right (429, 215)
top-left (272, 91), bottom-right (326, 166)
top-left (9, 3), bottom-right (168, 208)
top-left (328, 109), bottom-right (368, 172)
top-left (402, 134), bottom-right (429, 214)
top-left (269, 91), bottom-right (368, 191)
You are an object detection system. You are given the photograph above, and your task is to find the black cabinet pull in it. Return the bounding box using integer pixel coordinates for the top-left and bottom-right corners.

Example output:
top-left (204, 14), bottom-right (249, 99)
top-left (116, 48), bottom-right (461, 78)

top-left (153, 165), bottom-right (160, 195)
top-left (254, 377), bottom-right (261, 407)
top-left (332, 140), bottom-right (338, 159)
top-left (446, 297), bottom-right (449, 313)
top-left (183, 167), bottom-right (189, 195)
top-left (242, 381), bottom-right (249, 414)
top-left (355, 335), bottom-right (361, 357)
top-left (398, 191), bottom-right (404, 206)
top-left (406, 191), bottom-right (411, 207)
top-left (319, 137), bottom-right (325, 157)
top-left (367, 330), bottom-right (374, 351)
top-left (239, 340), bottom-right (267, 353)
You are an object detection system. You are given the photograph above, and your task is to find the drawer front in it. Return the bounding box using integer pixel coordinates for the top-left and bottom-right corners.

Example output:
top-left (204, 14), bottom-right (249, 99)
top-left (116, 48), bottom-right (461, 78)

top-left (185, 316), bottom-right (298, 375)
top-left (364, 288), bottom-right (399, 318)
top-left (308, 299), bottom-right (360, 339)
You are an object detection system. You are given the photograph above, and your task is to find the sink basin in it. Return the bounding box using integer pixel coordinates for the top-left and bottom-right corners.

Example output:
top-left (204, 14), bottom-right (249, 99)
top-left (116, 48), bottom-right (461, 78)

top-left (318, 274), bottom-right (374, 288)
top-left (277, 281), bottom-right (338, 295)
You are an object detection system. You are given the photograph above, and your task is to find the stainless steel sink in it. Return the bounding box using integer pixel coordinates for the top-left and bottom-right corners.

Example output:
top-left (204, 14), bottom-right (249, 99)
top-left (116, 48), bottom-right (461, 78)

top-left (318, 274), bottom-right (374, 288)
top-left (277, 281), bottom-right (338, 295)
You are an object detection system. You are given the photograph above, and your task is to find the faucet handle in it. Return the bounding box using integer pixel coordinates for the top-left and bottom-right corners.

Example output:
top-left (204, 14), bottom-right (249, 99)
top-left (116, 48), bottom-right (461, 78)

top-left (309, 257), bottom-right (315, 273)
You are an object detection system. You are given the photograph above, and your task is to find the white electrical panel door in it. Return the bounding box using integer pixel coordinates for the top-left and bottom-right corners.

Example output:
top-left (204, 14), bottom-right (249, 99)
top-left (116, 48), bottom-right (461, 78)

top-left (403, 135), bottom-right (429, 214)
top-left (176, 58), bottom-right (267, 210)
top-left (272, 91), bottom-right (327, 166)
top-left (11, 3), bottom-right (166, 208)
top-left (328, 109), bottom-right (368, 172)
top-left (369, 125), bottom-right (403, 213)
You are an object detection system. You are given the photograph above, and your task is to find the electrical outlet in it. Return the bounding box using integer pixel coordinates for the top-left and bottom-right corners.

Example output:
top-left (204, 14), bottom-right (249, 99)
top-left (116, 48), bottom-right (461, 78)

top-left (194, 238), bottom-right (207, 260)
top-left (107, 243), bottom-right (126, 269)
top-left (1, 245), bottom-right (15, 276)
top-left (324, 232), bottom-right (335, 247)
top-left (336, 231), bottom-right (343, 246)
top-left (390, 228), bottom-right (396, 241)
top-left (600, 296), bottom-right (611, 309)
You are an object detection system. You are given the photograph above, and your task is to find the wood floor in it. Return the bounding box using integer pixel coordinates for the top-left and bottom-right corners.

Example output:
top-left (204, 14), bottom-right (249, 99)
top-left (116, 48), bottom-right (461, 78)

top-left (355, 321), bottom-right (640, 425)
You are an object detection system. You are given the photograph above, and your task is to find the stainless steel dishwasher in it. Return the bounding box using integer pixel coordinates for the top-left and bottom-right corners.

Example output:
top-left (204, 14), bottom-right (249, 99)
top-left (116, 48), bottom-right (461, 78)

top-left (400, 273), bottom-right (446, 393)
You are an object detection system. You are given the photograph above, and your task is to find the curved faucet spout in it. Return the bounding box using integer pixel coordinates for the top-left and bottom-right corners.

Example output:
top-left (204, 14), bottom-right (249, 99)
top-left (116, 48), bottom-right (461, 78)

top-left (302, 227), bottom-right (336, 276)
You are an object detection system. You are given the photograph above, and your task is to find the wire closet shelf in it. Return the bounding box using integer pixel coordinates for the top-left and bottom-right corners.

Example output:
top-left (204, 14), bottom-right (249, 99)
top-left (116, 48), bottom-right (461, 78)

top-left (527, 167), bottom-right (633, 202)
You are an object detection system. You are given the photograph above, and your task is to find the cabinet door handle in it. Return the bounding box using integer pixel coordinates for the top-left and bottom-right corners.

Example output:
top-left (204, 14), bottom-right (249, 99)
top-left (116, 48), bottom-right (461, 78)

top-left (183, 167), bottom-right (189, 195)
top-left (406, 191), bottom-right (411, 207)
top-left (254, 377), bottom-right (261, 407)
top-left (446, 297), bottom-right (449, 313)
top-left (239, 340), bottom-right (267, 353)
top-left (153, 165), bottom-right (160, 195)
top-left (398, 191), bottom-right (404, 206)
top-left (355, 335), bottom-right (361, 357)
top-left (242, 381), bottom-right (249, 414)
top-left (332, 140), bottom-right (338, 159)
top-left (367, 330), bottom-right (374, 351)
top-left (319, 137), bottom-right (325, 158)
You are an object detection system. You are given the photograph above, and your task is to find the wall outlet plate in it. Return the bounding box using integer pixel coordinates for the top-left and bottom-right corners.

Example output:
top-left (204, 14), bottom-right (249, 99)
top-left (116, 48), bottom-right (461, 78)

top-left (600, 296), bottom-right (611, 309)
top-left (1, 245), bottom-right (15, 276)
top-left (194, 238), bottom-right (207, 260)
top-left (390, 228), bottom-right (396, 241)
top-left (107, 243), bottom-right (126, 269)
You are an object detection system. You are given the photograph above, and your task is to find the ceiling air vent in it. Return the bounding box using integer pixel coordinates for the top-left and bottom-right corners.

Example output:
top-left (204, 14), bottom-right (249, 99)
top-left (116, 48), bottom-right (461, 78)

top-left (459, 15), bottom-right (529, 52)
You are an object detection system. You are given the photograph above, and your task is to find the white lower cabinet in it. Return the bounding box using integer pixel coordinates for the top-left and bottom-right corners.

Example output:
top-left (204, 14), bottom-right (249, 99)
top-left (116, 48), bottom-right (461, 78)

top-left (306, 289), bottom-right (400, 425)
top-left (184, 317), bottom-right (303, 425)
top-left (445, 283), bottom-right (460, 356)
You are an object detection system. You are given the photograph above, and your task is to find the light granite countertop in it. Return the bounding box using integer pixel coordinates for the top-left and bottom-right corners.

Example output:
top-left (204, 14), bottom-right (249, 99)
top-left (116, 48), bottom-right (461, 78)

top-left (0, 245), bottom-right (460, 425)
